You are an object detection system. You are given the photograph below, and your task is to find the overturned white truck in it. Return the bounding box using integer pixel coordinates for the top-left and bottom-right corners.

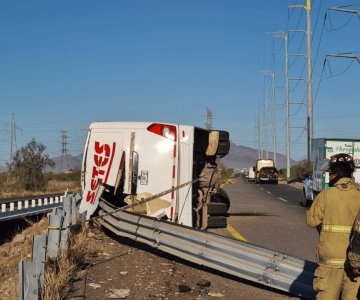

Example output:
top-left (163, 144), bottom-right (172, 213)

top-left (79, 122), bottom-right (230, 229)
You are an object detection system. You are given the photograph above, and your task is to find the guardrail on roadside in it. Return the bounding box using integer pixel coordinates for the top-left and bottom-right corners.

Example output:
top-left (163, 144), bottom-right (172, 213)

top-left (98, 200), bottom-right (317, 299)
top-left (18, 193), bottom-right (82, 300)
top-left (0, 193), bottom-right (66, 222)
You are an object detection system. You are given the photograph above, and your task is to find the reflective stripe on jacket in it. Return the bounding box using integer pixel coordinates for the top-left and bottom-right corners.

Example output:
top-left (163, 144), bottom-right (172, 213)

top-left (307, 177), bottom-right (360, 267)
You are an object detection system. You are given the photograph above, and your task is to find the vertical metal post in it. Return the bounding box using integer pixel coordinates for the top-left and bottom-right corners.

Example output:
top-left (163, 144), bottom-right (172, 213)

top-left (271, 71), bottom-right (276, 166)
top-left (306, 0), bottom-right (313, 162)
top-left (285, 32), bottom-right (290, 180)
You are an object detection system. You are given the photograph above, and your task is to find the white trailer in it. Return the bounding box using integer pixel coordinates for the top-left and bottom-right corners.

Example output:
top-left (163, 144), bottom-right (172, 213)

top-left (79, 122), bottom-right (230, 229)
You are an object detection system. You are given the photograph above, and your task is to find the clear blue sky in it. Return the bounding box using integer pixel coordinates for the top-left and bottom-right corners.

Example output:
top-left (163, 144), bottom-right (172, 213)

top-left (0, 0), bottom-right (359, 165)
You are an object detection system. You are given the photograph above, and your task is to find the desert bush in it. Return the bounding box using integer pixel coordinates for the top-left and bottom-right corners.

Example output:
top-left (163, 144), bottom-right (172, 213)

top-left (7, 139), bottom-right (54, 191)
top-left (287, 160), bottom-right (313, 181)
top-left (219, 163), bottom-right (234, 180)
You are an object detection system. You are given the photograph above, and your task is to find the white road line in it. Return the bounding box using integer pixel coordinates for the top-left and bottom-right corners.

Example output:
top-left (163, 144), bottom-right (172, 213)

top-left (279, 197), bottom-right (288, 202)
top-left (260, 188), bottom-right (264, 190)
top-left (267, 191), bottom-right (272, 195)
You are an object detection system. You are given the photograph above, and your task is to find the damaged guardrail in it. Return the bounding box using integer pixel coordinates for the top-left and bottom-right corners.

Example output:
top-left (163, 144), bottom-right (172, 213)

top-left (0, 193), bottom-right (66, 222)
top-left (97, 200), bottom-right (317, 299)
top-left (18, 193), bottom-right (82, 300)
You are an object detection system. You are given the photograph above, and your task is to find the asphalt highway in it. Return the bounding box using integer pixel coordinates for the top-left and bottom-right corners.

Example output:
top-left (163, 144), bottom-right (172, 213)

top-left (218, 177), bottom-right (319, 262)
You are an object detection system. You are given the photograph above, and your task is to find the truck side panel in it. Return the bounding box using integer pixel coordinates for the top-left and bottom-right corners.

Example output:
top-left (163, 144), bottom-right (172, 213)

top-left (80, 122), bottom-right (178, 221)
top-left (80, 128), bottom-right (127, 217)
top-left (177, 125), bottom-right (194, 226)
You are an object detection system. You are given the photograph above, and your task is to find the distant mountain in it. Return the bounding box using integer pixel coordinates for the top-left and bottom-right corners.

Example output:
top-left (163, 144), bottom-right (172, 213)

top-left (1, 142), bottom-right (296, 173)
top-left (44, 153), bottom-right (83, 173)
top-left (221, 141), bottom-right (296, 170)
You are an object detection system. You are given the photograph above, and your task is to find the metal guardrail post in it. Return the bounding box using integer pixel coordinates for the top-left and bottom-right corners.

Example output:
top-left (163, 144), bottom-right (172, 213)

top-left (32, 235), bottom-right (46, 283)
top-left (47, 213), bottom-right (63, 259)
top-left (60, 211), bottom-right (69, 251)
top-left (19, 260), bottom-right (39, 300)
top-left (18, 193), bottom-right (81, 299)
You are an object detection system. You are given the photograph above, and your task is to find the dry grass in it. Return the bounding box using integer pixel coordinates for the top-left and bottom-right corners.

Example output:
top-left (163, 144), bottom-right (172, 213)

top-left (0, 218), bottom-right (48, 300)
top-left (0, 217), bottom-right (91, 300)
top-left (42, 223), bottom-right (90, 300)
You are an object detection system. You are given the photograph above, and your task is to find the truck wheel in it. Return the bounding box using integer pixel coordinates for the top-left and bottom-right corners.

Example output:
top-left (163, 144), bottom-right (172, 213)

top-left (207, 216), bottom-right (227, 228)
top-left (302, 190), bottom-right (309, 207)
top-left (216, 131), bottom-right (230, 157)
top-left (207, 202), bottom-right (228, 216)
top-left (211, 190), bottom-right (230, 211)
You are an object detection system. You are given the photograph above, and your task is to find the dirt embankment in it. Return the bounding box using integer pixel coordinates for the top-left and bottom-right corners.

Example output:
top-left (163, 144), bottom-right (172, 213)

top-left (68, 227), bottom-right (296, 300)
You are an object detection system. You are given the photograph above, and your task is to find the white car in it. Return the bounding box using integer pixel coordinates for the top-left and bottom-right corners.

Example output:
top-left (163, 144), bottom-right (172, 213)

top-left (302, 175), bottom-right (314, 207)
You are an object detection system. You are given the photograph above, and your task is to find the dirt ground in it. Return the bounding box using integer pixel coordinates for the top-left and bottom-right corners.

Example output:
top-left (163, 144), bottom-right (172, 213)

top-left (68, 226), bottom-right (298, 300)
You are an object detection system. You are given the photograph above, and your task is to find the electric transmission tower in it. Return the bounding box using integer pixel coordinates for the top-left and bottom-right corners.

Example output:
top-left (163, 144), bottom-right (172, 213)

top-left (9, 113), bottom-right (22, 164)
top-left (60, 130), bottom-right (69, 171)
top-left (205, 108), bottom-right (213, 130)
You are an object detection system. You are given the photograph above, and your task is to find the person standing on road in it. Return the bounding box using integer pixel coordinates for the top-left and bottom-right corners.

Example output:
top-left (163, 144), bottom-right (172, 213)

top-left (307, 153), bottom-right (360, 299)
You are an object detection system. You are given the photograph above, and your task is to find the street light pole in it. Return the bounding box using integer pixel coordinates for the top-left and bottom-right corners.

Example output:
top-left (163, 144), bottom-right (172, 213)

top-left (306, 0), bottom-right (313, 163)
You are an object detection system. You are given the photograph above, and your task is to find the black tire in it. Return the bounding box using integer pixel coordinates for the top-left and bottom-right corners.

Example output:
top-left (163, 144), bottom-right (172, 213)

top-left (207, 202), bottom-right (228, 216)
top-left (211, 190), bottom-right (230, 211)
top-left (302, 190), bottom-right (309, 207)
top-left (216, 130), bottom-right (230, 157)
top-left (207, 216), bottom-right (227, 228)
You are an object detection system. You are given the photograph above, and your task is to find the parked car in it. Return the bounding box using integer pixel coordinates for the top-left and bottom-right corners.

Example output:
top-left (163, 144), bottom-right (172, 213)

top-left (256, 167), bottom-right (278, 184)
top-left (302, 175), bottom-right (314, 207)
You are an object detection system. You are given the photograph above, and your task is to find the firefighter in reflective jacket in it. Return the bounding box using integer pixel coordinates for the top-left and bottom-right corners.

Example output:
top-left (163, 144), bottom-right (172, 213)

top-left (307, 153), bottom-right (360, 299)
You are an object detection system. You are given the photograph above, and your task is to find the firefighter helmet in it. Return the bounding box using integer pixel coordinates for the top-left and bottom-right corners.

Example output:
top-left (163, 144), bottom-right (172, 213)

top-left (327, 153), bottom-right (355, 177)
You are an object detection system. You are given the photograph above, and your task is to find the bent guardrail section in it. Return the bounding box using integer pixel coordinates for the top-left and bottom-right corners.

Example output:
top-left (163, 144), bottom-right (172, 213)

top-left (98, 200), bottom-right (316, 299)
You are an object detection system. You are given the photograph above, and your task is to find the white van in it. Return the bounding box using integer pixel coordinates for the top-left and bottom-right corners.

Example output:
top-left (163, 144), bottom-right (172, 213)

top-left (248, 167), bottom-right (255, 182)
top-left (79, 122), bottom-right (230, 229)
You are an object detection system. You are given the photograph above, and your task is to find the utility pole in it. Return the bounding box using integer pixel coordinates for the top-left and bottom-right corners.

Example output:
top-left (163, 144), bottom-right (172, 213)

top-left (10, 113), bottom-right (17, 162)
top-left (271, 31), bottom-right (290, 180)
top-left (205, 108), bottom-right (213, 130)
top-left (306, 0), bottom-right (313, 163)
top-left (256, 108), bottom-right (262, 159)
top-left (289, 0), bottom-right (313, 163)
top-left (270, 71), bottom-right (277, 166)
top-left (262, 71), bottom-right (276, 160)
top-left (285, 32), bottom-right (290, 181)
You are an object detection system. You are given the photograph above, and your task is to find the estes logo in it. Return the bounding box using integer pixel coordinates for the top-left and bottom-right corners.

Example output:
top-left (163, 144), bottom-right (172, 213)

top-left (86, 141), bottom-right (116, 204)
